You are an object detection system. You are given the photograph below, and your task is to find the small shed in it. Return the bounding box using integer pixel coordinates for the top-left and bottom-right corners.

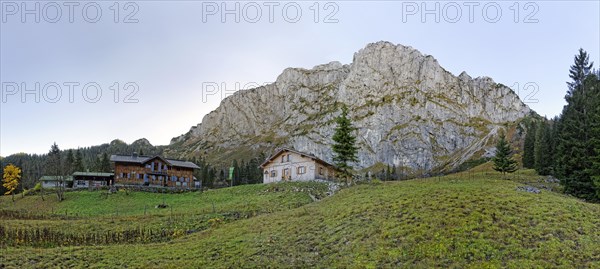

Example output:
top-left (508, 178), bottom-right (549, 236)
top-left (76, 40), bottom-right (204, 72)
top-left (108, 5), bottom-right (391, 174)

top-left (72, 172), bottom-right (114, 188)
top-left (39, 176), bottom-right (73, 188)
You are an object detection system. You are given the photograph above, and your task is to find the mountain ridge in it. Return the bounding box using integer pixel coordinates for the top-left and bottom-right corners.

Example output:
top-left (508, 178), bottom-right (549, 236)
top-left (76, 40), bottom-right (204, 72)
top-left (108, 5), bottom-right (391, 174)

top-left (167, 41), bottom-right (530, 174)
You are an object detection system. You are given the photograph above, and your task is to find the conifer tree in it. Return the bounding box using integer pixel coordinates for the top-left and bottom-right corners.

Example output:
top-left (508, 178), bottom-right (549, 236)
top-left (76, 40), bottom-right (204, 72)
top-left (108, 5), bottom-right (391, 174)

top-left (332, 105), bottom-right (359, 182)
top-left (522, 121), bottom-right (536, 169)
top-left (585, 72), bottom-right (600, 200)
top-left (557, 50), bottom-right (598, 200)
top-left (45, 143), bottom-right (65, 201)
top-left (493, 133), bottom-right (518, 177)
top-left (100, 153), bottom-right (111, 172)
top-left (73, 149), bottom-right (84, 172)
top-left (65, 149), bottom-right (75, 175)
top-left (534, 120), bottom-right (553, 175)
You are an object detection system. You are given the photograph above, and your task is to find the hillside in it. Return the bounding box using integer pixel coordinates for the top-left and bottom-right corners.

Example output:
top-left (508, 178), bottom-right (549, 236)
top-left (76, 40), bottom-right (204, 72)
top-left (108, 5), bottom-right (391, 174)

top-left (2, 169), bottom-right (599, 268)
top-left (167, 41), bottom-right (530, 174)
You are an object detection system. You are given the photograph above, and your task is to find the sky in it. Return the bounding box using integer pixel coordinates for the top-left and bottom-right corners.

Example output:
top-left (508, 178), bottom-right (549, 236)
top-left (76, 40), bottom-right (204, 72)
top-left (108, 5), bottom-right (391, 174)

top-left (1, 0), bottom-right (599, 156)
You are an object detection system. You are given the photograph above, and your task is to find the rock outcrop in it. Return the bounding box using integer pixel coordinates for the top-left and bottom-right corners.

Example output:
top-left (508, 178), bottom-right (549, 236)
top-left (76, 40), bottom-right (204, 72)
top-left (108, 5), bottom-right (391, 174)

top-left (167, 41), bottom-right (530, 173)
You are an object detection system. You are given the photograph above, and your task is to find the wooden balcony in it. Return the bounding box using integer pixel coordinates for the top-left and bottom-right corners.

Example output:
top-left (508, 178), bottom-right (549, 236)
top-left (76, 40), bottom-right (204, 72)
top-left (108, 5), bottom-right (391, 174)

top-left (146, 168), bottom-right (168, 175)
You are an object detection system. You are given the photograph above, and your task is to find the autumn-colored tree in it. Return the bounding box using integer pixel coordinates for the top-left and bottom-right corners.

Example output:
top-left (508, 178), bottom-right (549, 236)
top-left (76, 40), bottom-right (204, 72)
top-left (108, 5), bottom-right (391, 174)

top-left (3, 164), bottom-right (21, 202)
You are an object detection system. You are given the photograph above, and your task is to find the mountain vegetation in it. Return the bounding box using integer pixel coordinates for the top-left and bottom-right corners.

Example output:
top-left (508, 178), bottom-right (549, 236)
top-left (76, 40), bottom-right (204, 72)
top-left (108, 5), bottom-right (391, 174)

top-left (1, 167), bottom-right (598, 268)
top-left (521, 49), bottom-right (600, 201)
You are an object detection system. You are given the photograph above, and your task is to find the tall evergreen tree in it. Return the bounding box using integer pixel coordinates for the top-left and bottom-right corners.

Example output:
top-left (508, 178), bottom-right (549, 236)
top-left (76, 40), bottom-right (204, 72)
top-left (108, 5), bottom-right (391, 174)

top-left (534, 120), bottom-right (553, 175)
top-left (567, 48), bottom-right (594, 96)
top-left (557, 50), bottom-right (598, 200)
top-left (493, 133), bottom-right (518, 177)
top-left (99, 153), bottom-right (111, 172)
top-left (64, 149), bottom-right (75, 175)
top-left (45, 143), bottom-right (66, 201)
top-left (73, 149), bottom-right (84, 172)
top-left (332, 105), bottom-right (359, 181)
top-left (585, 72), bottom-right (600, 199)
top-left (522, 121), bottom-right (536, 169)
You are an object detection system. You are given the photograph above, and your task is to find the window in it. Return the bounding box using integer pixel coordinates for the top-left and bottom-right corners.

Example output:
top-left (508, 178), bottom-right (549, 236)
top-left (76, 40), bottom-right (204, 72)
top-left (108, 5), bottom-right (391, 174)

top-left (120, 173), bottom-right (125, 178)
top-left (319, 167), bottom-right (324, 175)
top-left (283, 168), bottom-right (290, 178)
top-left (138, 174), bottom-right (143, 179)
top-left (264, 170), bottom-right (269, 175)
top-left (270, 170), bottom-right (277, 177)
top-left (298, 166), bottom-right (306, 174)
top-left (281, 156), bottom-right (285, 163)
top-left (287, 154), bottom-right (291, 162)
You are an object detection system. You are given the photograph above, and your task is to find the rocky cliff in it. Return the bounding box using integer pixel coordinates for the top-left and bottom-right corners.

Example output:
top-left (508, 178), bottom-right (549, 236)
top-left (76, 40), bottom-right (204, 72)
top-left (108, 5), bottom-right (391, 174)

top-left (167, 41), bottom-right (530, 174)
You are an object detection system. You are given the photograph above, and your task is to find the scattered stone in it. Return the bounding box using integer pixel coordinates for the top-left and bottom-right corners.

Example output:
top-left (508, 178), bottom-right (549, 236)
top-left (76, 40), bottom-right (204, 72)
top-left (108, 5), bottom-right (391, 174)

top-left (516, 186), bottom-right (541, 194)
top-left (155, 204), bottom-right (168, 209)
top-left (545, 176), bottom-right (560, 183)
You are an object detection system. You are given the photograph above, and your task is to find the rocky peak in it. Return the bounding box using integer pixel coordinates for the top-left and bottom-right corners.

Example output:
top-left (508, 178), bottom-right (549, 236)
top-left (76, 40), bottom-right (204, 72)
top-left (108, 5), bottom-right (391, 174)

top-left (168, 41), bottom-right (530, 174)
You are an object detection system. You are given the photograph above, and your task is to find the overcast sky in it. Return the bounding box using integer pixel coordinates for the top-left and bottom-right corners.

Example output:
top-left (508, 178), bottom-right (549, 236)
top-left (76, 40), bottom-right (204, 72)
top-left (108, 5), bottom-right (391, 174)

top-left (1, 1), bottom-right (599, 156)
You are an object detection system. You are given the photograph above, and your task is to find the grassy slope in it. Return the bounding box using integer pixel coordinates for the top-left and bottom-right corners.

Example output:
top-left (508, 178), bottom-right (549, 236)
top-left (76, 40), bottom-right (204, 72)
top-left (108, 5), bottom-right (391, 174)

top-left (2, 171), bottom-right (600, 268)
top-left (0, 182), bottom-right (328, 246)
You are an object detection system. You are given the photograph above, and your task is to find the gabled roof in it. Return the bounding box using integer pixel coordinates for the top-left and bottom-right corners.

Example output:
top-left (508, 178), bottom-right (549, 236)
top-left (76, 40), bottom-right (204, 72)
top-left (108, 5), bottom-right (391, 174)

top-left (259, 147), bottom-right (336, 169)
top-left (39, 176), bottom-right (73, 182)
top-left (109, 154), bottom-right (200, 169)
top-left (72, 172), bottom-right (114, 177)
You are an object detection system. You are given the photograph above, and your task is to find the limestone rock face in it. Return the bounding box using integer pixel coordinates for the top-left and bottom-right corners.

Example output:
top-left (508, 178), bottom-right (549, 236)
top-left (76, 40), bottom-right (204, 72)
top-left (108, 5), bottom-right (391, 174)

top-left (168, 41), bottom-right (530, 173)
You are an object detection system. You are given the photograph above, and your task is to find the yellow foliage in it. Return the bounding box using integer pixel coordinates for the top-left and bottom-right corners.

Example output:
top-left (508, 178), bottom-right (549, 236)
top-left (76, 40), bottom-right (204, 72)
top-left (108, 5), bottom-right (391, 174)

top-left (3, 164), bottom-right (21, 196)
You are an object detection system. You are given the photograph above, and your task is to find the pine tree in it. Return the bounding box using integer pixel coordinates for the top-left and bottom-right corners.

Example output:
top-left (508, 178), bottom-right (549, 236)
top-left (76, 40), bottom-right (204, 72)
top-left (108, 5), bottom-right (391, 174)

top-left (534, 120), bottom-right (552, 175)
top-left (45, 143), bottom-right (66, 201)
top-left (557, 50), bottom-right (597, 200)
top-left (522, 121), bottom-right (536, 169)
top-left (65, 149), bottom-right (75, 175)
top-left (493, 133), bottom-right (518, 177)
top-left (100, 153), bottom-right (111, 172)
top-left (332, 105), bottom-right (359, 182)
top-left (567, 48), bottom-right (594, 96)
top-left (585, 72), bottom-right (600, 200)
top-left (73, 149), bottom-right (84, 172)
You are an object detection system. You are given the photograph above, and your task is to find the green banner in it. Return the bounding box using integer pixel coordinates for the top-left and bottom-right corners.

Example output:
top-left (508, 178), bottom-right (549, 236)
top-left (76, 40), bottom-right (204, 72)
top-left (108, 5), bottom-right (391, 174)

top-left (228, 167), bottom-right (234, 180)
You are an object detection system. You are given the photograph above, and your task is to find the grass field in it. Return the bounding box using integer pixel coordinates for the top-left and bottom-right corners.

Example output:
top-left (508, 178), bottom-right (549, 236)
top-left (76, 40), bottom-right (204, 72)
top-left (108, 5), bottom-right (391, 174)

top-left (1, 166), bottom-right (599, 268)
top-left (0, 182), bottom-right (330, 247)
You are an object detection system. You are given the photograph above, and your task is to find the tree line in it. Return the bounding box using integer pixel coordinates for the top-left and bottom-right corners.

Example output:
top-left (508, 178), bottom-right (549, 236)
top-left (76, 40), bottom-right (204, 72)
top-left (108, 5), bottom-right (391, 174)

top-left (0, 139), bottom-right (164, 194)
top-left (522, 49), bottom-right (600, 201)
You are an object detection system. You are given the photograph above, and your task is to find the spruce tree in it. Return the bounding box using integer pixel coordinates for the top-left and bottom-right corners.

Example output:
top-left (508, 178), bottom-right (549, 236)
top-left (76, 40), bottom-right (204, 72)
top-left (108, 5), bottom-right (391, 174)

top-left (585, 72), bottom-right (600, 200)
top-left (493, 133), bottom-right (518, 177)
top-left (557, 50), bottom-right (597, 200)
top-left (65, 149), bottom-right (75, 175)
top-left (73, 149), bottom-right (84, 172)
top-left (534, 120), bottom-right (553, 175)
top-left (523, 121), bottom-right (536, 169)
top-left (45, 143), bottom-right (65, 201)
top-left (100, 153), bottom-right (111, 172)
top-left (332, 105), bottom-right (359, 182)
